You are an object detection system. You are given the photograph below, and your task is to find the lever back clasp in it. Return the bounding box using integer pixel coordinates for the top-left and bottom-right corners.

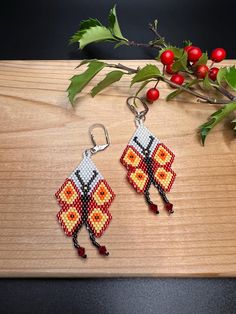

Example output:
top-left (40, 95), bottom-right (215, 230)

top-left (126, 96), bottom-right (149, 125)
top-left (86, 123), bottom-right (110, 156)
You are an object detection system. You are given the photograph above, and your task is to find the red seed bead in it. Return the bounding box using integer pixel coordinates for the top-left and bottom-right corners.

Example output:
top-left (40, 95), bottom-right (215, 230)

top-left (166, 63), bottom-right (176, 74)
top-left (210, 48), bottom-right (226, 62)
top-left (78, 247), bottom-right (86, 258)
top-left (160, 50), bottom-right (175, 65)
top-left (149, 203), bottom-right (159, 214)
top-left (165, 203), bottom-right (174, 214)
top-left (195, 64), bottom-right (209, 79)
top-left (209, 67), bottom-right (219, 81)
top-left (99, 245), bottom-right (109, 256)
top-left (146, 88), bottom-right (160, 102)
top-left (187, 46), bottom-right (202, 62)
top-left (170, 74), bottom-right (185, 86)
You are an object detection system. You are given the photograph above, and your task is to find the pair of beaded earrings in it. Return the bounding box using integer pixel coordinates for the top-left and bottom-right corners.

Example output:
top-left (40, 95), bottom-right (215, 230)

top-left (55, 97), bottom-right (176, 258)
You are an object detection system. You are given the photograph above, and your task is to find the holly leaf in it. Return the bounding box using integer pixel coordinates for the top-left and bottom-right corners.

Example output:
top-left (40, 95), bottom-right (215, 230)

top-left (172, 51), bottom-right (188, 72)
top-left (67, 61), bottom-right (106, 104)
top-left (166, 79), bottom-right (198, 101)
top-left (225, 66), bottom-right (236, 91)
top-left (202, 75), bottom-right (212, 90)
top-left (131, 64), bottom-right (161, 86)
top-left (193, 52), bottom-right (208, 67)
top-left (108, 5), bottom-right (127, 41)
top-left (76, 59), bottom-right (98, 68)
top-left (79, 26), bottom-right (115, 49)
top-left (91, 70), bottom-right (125, 97)
top-left (217, 67), bottom-right (227, 85)
top-left (200, 101), bottom-right (236, 145)
top-left (70, 18), bottom-right (102, 43)
top-left (183, 40), bottom-right (192, 47)
top-left (70, 16), bottom-right (116, 49)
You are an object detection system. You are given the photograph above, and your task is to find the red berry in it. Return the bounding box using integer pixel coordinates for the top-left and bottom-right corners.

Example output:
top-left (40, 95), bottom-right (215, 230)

top-left (184, 45), bottom-right (193, 53)
top-left (187, 46), bottom-right (202, 62)
top-left (209, 67), bottom-right (219, 81)
top-left (210, 48), bottom-right (226, 62)
top-left (166, 63), bottom-right (176, 74)
top-left (146, 88), bottom-right (160, 102)
top-left (195, 65), bottom-right (209, 79)
top-left (160, 50), bottom-right (175, 65)
top-left (170, 74), bottom-right (184, 86)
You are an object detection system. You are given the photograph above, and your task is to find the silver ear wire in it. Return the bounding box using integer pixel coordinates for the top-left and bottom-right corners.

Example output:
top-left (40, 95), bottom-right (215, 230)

top-left (126, 96), bottom-right (149, 125)
top-left (86, 123), bottom-right (110, 156)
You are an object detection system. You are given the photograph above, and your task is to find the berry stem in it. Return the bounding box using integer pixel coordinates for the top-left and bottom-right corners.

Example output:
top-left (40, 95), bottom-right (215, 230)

top-left (161, 76), bottom-right (229, 104)
top-left (209, 61), bottom-right (215, 68)
top-left (214, 85), bottom-right (236, 101)
top-left (128, 40), bottom-right (163, 49)
top-left (148, 23), bottom-right (167, 48)
top-left (106, 63), bottom-right (231, 105)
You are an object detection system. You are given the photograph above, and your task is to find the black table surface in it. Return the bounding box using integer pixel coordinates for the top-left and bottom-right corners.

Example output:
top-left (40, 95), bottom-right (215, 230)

top-left (0, 1), bottom-right (236, 313)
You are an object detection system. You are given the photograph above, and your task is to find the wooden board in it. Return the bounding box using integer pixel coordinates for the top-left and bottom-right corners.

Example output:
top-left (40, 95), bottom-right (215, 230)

top-left (0, 60), bottom-right (236, 277)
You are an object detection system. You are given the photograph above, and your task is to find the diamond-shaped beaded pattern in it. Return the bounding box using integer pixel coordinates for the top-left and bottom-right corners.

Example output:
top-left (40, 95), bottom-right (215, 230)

top-left (55, 154), bottom-right (115, 238)
top-left (120, 124), bottom-right (176, 194)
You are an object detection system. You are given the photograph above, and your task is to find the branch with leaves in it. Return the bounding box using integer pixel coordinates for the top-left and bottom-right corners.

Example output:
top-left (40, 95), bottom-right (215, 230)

top-left (68, 5), bottom-right (236, 145)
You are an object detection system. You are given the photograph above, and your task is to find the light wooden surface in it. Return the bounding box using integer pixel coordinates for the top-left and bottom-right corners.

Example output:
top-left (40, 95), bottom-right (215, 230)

top-left (0, 60), bottom-right (236, 277)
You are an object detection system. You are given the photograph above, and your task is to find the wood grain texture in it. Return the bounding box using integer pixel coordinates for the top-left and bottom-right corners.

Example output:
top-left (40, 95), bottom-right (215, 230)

top-left (0, 60), bottom-right (236, 277)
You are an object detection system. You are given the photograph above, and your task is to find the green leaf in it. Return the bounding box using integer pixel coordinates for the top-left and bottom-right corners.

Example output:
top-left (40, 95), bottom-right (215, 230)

top-left (108, 5), bottom-right (127, 41)
top-left (172, 51), bottom-right (188, 72)
top-left (200, 101), bottom-right (236, 145)
top-left (131, 64), bottom-right (161, 86)
top-left (70, 18), bottom-right (102, 43)
top-left (225, 66), bottom-right (236, 91)
top-left (202, 75), bottom-right (212, 90)
top-left (114, 40), bottom-right (129, 49)
top-left (79, 26), bottom-right (115, 49)
top-left (217, 67), bottom-right (227, 85)
top-left (90, 70), bottom-right (125, 97)
top-left (166, 79), bottom-right (198, 101)
top-left (193, 52), bottom-right (208, 66)
top-left (76, 59), bottom-right (98, 68)
top-left (67, 61), bottom-right (106, 104)
top-left (183, 40), bottom-right (192, 47)
top-left (79, 18), bottom-right (102, 31)
top-left (134, 79), bottom-right (157, 97)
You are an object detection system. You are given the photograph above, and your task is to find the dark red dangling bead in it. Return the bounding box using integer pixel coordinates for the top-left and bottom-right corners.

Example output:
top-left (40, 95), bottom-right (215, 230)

top-left (99, 245), bottom-right (109, 256)
top-left (149, 203), bottom-right (159, 214)
top-left (165, 202), bottom-right (174, 214)
top-left (78, 247), bottom-right (87, 258)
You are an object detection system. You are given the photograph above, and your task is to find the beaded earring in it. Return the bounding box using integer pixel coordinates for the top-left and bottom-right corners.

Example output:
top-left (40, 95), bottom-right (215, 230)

top-left (120, 96), bottom-right (176, 215)
top-left (55, 124), bottom-right (115, 258)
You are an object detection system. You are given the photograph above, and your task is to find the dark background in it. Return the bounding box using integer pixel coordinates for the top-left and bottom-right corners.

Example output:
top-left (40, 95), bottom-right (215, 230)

top-left (0, 0), bottom-right (236, 60)
top-left (1, 0), bottom-right (236, 313)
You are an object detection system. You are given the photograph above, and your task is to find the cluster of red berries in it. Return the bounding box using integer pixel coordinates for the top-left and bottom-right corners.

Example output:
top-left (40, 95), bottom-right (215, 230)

top-left (146, 46), bottom-right (226, 102)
